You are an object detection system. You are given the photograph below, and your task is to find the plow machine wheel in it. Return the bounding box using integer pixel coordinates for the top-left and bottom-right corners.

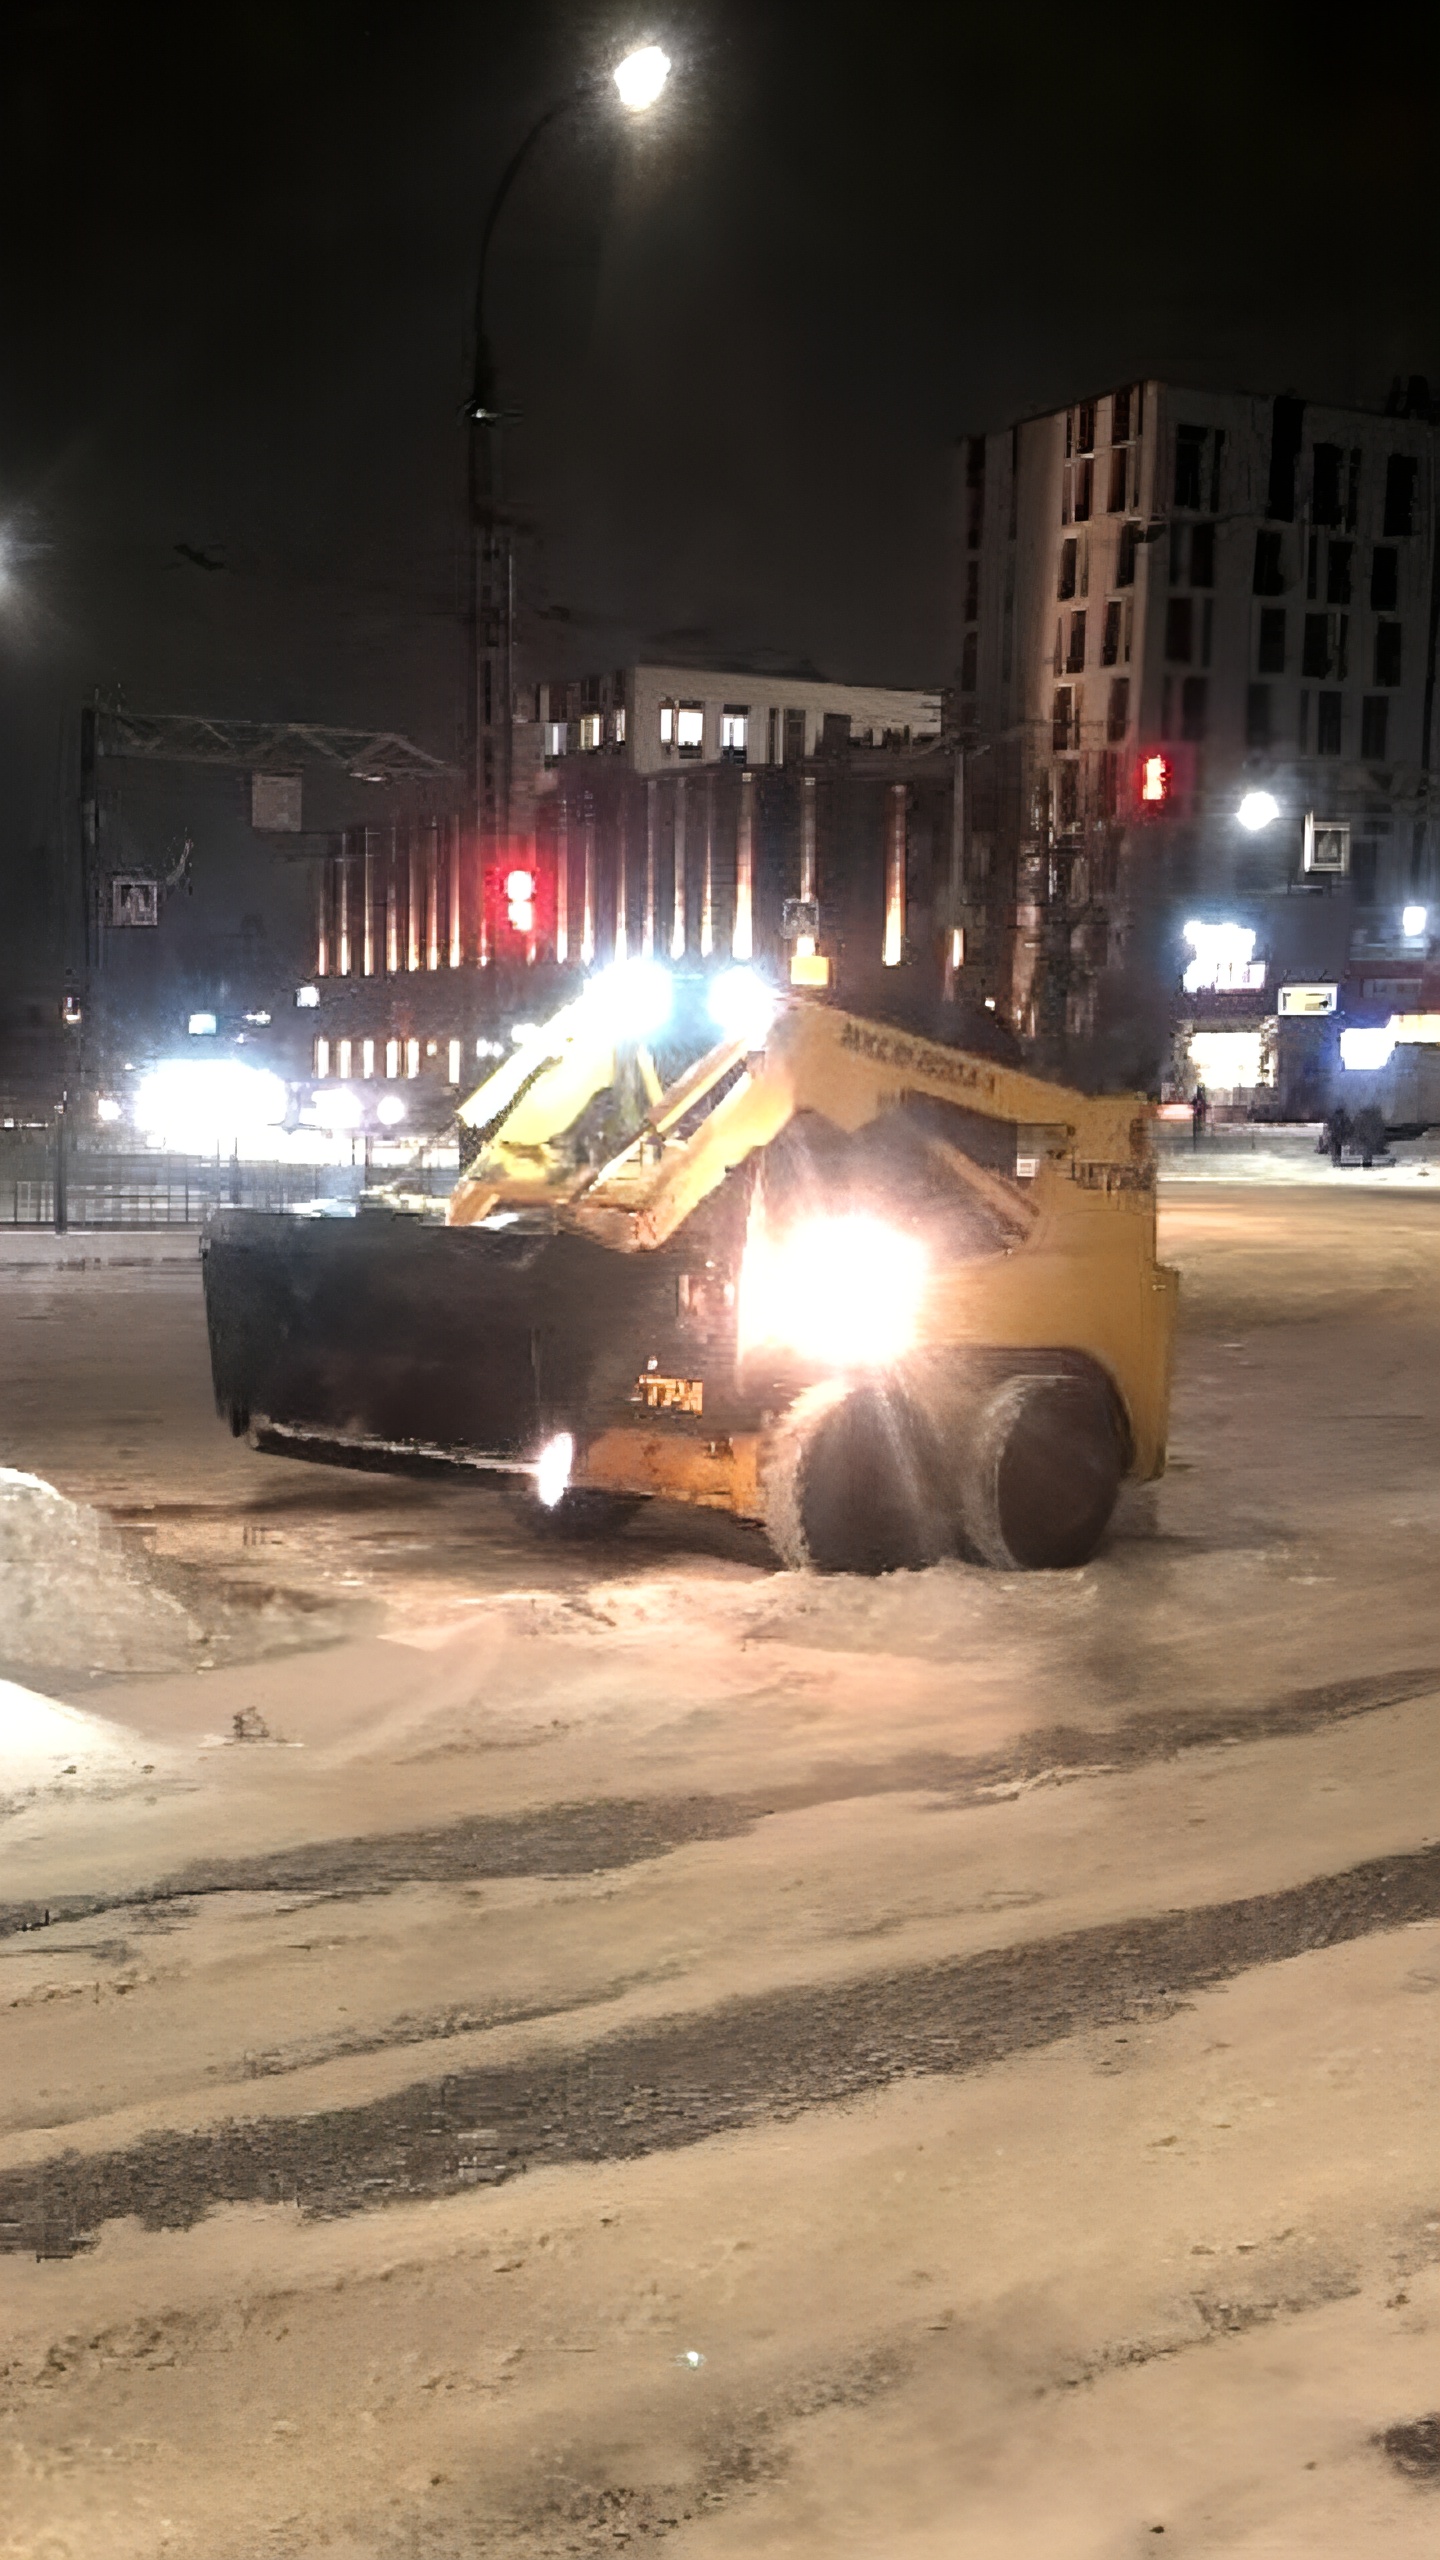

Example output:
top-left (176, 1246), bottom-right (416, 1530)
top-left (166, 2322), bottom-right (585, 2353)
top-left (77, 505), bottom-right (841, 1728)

top-left (763, 1378), bottom-right (952, 1575)
top-left (958, 1370), bottom-right (1122, 1571)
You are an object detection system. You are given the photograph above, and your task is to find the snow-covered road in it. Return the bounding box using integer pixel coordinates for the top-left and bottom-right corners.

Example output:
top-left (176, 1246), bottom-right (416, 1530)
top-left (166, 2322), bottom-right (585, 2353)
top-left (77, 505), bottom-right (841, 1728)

top-left (1, 1185), bottom-right (1437, 2556)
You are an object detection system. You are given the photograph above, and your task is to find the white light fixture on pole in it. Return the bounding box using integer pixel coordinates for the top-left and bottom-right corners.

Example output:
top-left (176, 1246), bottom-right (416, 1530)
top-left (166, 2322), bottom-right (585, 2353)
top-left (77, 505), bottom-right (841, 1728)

top-left (1402, 904), bottom-right (1428, 937)
top-left (614, 45), bottom-right (671, 110)
top-left (1236, 790), bottom-right (1280, 832)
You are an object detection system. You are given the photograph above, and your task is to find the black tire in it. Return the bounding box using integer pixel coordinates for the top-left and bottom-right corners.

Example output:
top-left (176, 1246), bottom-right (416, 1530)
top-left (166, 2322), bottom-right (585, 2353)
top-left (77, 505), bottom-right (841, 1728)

top-left (763, 1378), bottom-right (953, 1574)
top-left (959, 1370), bottom-right (1122, 1571)
top-left (512, 1488), bottom-right (643, 1542)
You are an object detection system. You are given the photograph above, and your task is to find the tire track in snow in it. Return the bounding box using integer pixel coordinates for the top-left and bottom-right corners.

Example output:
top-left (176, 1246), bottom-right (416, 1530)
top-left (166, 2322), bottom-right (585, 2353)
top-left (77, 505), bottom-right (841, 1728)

top-left (2, 1663), bottom-right (1433, 1943)
top-left (3, 1839), bottom-right (1437, 2258)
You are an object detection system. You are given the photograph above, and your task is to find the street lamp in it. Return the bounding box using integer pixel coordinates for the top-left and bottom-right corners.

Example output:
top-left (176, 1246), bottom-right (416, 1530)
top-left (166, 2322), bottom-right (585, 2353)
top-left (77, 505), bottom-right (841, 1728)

top-left (467, 45), bottom-right (674, 858)
top-left (1236, 789), bottom-right (1280, 832)
top-left (1402, 903), bottom-right (1428, 937)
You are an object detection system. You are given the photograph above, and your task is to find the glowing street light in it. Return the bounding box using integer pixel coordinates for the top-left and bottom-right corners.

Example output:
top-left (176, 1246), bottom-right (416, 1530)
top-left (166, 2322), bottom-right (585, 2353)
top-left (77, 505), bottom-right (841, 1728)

top-left (613, 44), bottom-right (671, 110)
top-left (1402, 904), bottom-right (1428, 937)
top-left (1237, 790), bottom-right (1280, 832)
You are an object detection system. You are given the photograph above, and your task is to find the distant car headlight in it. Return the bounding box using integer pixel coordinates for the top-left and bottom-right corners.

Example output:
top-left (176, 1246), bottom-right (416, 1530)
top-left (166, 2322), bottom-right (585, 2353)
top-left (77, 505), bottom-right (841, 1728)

top-left (738, 1214), bottom-right (925, 1370)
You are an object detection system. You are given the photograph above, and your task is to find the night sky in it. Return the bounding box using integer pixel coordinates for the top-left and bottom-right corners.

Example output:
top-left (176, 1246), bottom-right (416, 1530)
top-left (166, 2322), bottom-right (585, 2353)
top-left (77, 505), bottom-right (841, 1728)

top-left (3, 0), bottom-right (1438, 988)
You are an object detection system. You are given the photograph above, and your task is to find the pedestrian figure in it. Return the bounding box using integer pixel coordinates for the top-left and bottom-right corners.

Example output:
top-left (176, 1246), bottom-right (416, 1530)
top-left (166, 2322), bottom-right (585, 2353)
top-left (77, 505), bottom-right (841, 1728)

top-left (1327, 1102), bottom-right (1350, 1168)
top-left (1191, 1081), bottom-right (1209, 1148)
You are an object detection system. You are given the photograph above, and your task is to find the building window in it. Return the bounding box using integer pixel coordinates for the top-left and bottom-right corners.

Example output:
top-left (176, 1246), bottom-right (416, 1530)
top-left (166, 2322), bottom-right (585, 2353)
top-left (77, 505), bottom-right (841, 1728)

top-left (1169, 521), bottom-right (1187, 585)
top-left (720, 707), bottom-right (749, 759)
top-left (1107, 676), bottom-right (1129, 741)
top-left (659, 702), bottom-right (675, 745)
top-left (1057, 762), bottom-right (1080, 830)
top-left (1066, 610), bottom-right (1087, 672)
top-left (676, 703), bottom-right (704, 752)
top-left (1201, 598), bottom-right (1213, 667)
top-left (1306, 533), bottom-right (1319, 599)
top-left (1312, 443), bottom-right (1343, 526)
top-left (611, 706), bottom-right (627, 745)
top-left (960, 629), bottom-right (978, 691)
top-left (1374, 621), bottom-right (1403, 685)
top-left (1252, 530), bottom-right (1285, 596)
top-left (1302, 613), bottom-right (1331, 678)
top-left (1073, 456), bottom-right (1093, 520)
top-left (1107, 448), bottom-right (1127, 512)
top-left (385, 1037), bottom-right (400, 1079)
top-left (1057, 538), bottom-right (1077, 600)
top-left (1209, 428), bottom-right (1226, 513)
top-left (1316, 690), bottom-right (1343, 755)
top-left (1371, 546), bottom-right (1398, 610)
top-left (1245, 683), bottom-right (1272, 748)
top-left (544, 720), bottom-right (567, 757)
top-left (1113, 521), bottom-right (1137, 587)
top-left (1112, 385), bottom-right (1132, 442)
top-left (1174, 423), bottom-right (1205, 509)
top-left (1075, 402), bottom-right (1096, 454)
top-left (1165, 596), bottom-right (1194, 662)
top-left (1051, 686), bottom-right (1076, 751)
top-left (966, 435), bottom-right (985, 548)
top-left (314, 1035), bottom-right (330, 1079)
top-left (1384, 453), bottom-right (1418, 536)
top-left (1101, 600), bottom-right (1122, 665)
top-left (1190, 521), bottom-right (1216, 588)
top-left (964, 558), bottom-right (980, 622)
top-left (1361, 695), bottom-right (1390, 760)
top-left (1160, 675), bottom-right (1174, 739)
top-left (1180, 675), bottom-right (1208, 741)
top-left (1325, 540), bottom-right (1352, 605)
top-left (578, 712), bottom-right (602, 751)
top-left (1258, 607), bottom-right (1286, 673)
top-left (405, 1036), bottom-right (420, 1079)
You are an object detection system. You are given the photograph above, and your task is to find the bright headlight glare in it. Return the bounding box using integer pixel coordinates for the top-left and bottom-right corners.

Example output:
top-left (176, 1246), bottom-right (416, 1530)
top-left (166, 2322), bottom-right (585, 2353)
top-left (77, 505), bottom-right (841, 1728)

top-left (739, 1214), bottom-right (925, 1370)
top-left (535, 1431), bottom-right (574, 1509)
top-left (583, 958), bottom-right (671, 1041)
top-left (708, 965), bottom-right (777, 1049)
top-left (133, 1059), bottom-right (287, 1149)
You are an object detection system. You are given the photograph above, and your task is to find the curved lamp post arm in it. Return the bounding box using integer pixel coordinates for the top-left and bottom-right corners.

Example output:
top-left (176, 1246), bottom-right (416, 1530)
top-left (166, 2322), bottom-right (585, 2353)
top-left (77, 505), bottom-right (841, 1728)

top-left (468, 83), bottom-right (601, 423)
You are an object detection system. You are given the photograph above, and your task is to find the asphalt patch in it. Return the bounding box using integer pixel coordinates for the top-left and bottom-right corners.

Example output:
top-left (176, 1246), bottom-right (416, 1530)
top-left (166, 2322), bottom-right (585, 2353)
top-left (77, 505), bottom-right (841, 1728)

top-left (1, 1664), bottom-right (1432, 1943)
top-left (3, 1840), bottom-right (1437, 2258)
top-left (1378, 2415), bottom-right (1440, 2483)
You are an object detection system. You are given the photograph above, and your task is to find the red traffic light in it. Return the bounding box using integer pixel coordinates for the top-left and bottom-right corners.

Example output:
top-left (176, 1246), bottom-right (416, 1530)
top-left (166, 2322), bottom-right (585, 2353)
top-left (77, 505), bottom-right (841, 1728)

top-left (1130, 744), bottom-right (1194, 820)
top-left (1140, 751), bottom-right (1170, 804)
top-left (484, 850), bottom-right (552, 958)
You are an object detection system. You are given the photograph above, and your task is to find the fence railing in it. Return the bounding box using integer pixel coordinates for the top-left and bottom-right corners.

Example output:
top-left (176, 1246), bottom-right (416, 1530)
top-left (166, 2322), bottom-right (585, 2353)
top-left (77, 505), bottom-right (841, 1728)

top-left (0, 1140), bottom-right (454, 1230)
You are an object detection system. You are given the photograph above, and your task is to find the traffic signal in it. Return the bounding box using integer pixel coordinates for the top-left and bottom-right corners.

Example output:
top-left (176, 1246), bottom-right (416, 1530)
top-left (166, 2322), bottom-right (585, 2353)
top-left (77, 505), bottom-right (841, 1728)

top-left (484, 851), bottom-right (552, 958)
top-left (1129, 743), bottom-right (1195, 820)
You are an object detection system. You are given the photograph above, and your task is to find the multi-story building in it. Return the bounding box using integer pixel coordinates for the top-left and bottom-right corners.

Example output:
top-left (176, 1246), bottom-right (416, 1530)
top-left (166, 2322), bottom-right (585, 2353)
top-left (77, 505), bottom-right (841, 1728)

top-left (956, 378), bottom-right (1440, 1099)
top-left (307, 667), bottom-right (952, 1113)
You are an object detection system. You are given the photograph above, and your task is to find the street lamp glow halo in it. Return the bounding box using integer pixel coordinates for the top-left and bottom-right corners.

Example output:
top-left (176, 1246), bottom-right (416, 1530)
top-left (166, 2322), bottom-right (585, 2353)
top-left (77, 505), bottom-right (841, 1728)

top-left (1237, 790), bottom-right (1280, 832)
top-left (613, 44), bottom-right (671, 110)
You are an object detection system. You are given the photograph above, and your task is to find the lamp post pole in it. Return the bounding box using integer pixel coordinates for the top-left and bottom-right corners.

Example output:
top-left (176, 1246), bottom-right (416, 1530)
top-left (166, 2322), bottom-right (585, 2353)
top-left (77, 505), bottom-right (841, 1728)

top-left (465, 46), bottom-right (672, 861)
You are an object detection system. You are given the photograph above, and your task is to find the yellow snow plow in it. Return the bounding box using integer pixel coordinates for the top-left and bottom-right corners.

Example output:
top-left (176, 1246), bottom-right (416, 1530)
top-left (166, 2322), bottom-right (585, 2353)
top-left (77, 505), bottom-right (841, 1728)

top-left (203, 966), bottom-right (1177, 1571)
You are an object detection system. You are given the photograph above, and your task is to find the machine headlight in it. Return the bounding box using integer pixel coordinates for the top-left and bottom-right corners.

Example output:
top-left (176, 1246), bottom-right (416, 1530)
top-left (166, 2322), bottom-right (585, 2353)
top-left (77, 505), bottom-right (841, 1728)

top-left (738, 1214), bottom-right (926, 1370)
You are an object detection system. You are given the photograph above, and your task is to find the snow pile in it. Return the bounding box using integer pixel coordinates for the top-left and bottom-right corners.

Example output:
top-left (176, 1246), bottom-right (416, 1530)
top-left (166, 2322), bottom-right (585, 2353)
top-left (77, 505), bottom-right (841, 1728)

top-left (0, 1466), bottom-right (200, 1678)
top-left (0, 1674), bottom-right (160, 1809)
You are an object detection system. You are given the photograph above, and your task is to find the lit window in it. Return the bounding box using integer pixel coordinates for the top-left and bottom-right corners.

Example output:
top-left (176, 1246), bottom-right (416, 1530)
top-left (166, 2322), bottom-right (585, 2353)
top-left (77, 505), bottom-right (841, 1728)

top-left (579, 712), bottom-right (602, 751)
top-left (720, 707), bottom-right (749, 758)
top-left (405, 1037), bottom-right (420, 1079)
top-left (361, 1037), bottom-right (375, 1079)
top-left (385, 1037), bottom-right (400, 1079)
top-left (295, 983), bottom-right (320, 1009)
top-left (544, 721), bottom-right (567, 757)
top-left (447, 1039), bottom-right (462, 1085)
top-left (612, 706), bottom-right (627, 744)
top-left (659, 702), bottom-right (676, 745)
top-left (676, 704), bottom-right (704, 751)
top-left (314, 1036), bottom-right (330, 1078)
top-left (337, 1038), bottom-right (352, 1079)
